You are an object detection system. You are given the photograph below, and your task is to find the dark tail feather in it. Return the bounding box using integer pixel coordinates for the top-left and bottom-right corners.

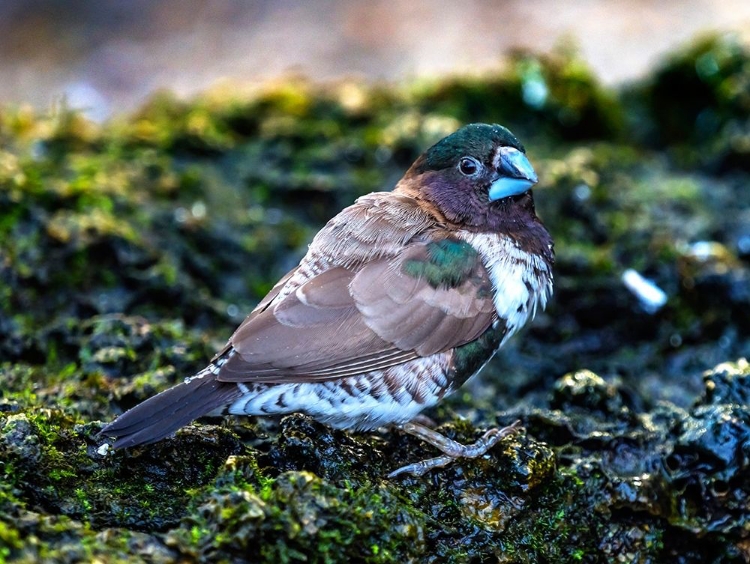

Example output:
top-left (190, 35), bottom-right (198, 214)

top-left (99, 369), bottom-right (242, 449)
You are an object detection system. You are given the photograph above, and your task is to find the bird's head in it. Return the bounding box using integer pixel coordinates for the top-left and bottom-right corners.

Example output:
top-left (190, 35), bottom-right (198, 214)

top-left (397, 123), bottom-right (540, 231)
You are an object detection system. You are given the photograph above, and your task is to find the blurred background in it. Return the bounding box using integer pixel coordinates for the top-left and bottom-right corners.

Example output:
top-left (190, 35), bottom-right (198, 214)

top-left (2, 0), bottom-right (750, 121)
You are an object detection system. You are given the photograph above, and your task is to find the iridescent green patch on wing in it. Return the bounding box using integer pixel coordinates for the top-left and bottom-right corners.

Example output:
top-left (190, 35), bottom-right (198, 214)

top-left (403, 239), bottom-right (480, 288)
top-left (450, 322), bottom-right (507, 388)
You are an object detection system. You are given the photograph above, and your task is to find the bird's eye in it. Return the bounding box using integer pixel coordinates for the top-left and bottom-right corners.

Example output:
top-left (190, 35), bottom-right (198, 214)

top-left (458, 157), bottom-right (480, 176)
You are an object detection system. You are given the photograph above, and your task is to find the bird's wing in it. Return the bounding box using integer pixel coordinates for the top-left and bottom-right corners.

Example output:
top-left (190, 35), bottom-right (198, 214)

top-left (210, 267), bottom-right (298, 364)
top-left (216, 196), bottom-right (497, 383)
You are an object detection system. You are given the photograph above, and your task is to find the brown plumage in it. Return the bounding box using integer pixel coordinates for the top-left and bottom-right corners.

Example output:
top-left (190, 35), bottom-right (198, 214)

top-left (100, 123), bottom-right (554, 476)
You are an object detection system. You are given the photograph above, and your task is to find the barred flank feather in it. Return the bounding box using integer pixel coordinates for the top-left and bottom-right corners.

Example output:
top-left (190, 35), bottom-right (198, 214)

top-left (99, 367), bottom-right (242, 449)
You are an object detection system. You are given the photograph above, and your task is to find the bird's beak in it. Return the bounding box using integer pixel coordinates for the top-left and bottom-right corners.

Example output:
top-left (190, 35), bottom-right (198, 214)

top-left (488, 147), bottom-right (538, 201)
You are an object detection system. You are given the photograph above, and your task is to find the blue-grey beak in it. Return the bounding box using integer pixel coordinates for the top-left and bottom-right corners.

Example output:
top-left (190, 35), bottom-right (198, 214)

top-left (488, 147), bottom-right (538, 201)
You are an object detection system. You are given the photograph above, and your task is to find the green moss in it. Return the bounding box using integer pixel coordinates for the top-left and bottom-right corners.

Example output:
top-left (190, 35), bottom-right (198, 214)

top-left (410, 43), bottom-right (624, 144)
top-left (0, 404), bottom-right (242, 536)
top-left (0, 521), bottom-right (23, 561)
top-left (499, 474), bottom-right (599, 562)
top-left (170, 466), bottom-right (426, 563)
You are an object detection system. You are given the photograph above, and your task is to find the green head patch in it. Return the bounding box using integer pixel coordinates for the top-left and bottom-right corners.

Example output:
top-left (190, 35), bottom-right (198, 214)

top-left (422, 123), bottom-right (525, 172)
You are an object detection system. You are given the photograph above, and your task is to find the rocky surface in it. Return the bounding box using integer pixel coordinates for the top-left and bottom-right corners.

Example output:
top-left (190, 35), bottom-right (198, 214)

top-left (1, 33), bottom-right (749, 563)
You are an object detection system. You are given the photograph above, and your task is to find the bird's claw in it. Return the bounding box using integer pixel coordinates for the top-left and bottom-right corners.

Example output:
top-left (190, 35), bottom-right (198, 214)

top-left (389, 420), bottom-right (523, 478)
top-left (388, 454), bottom-right (454, 478)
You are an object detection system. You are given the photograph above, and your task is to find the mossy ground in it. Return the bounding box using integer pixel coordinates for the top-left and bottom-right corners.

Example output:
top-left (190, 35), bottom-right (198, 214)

top-left (1, 33), bottom-right (750, 563)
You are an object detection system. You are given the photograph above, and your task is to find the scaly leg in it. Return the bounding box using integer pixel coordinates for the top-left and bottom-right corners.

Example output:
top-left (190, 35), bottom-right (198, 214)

top-left (388, 420), bottom-right (522, 478)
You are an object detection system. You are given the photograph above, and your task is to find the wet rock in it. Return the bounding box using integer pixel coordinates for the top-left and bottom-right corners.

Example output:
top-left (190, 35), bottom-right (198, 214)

top-left (701, 358), bottom-right (750, 406)
top-left (262, 414), bottom-right (387, 483)
top-left (552, 369), bottom-right (628, 416)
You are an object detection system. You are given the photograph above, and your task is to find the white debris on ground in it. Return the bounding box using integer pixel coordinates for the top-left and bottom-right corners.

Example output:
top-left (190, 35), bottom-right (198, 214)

top-left (622, 268), bottom-right (668, 314)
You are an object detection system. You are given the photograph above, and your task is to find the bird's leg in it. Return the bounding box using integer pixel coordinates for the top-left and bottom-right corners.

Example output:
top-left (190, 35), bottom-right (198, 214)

top-left (388, 419), bottom-right (522, 478)
top-left (410, 413), bottom-right (438, 428)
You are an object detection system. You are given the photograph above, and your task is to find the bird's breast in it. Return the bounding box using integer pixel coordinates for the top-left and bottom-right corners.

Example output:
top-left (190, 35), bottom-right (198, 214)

top-left (456, 231), bottom-right (553, 344)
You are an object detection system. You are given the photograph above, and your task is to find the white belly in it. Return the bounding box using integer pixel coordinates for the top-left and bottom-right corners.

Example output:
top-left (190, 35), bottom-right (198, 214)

top-left (227, 354), bottom-right (453, 430)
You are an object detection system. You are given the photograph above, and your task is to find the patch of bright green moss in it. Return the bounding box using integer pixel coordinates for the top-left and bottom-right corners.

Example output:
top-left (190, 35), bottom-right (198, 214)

top-left (169, 462), bottom-right (425, 563)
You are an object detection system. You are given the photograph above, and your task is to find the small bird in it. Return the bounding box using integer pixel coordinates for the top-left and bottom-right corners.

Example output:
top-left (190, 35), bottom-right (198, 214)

top-left (100, 123), bottom-right (554, 477)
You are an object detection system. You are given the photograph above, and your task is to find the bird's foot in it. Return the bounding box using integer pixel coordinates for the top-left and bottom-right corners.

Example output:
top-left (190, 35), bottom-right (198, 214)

top-left (388, 419), bottom-right (522, 478)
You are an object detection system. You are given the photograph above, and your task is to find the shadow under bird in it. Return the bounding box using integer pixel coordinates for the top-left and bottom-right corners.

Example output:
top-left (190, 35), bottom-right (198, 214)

top-left (100, 123), bottom-right (554, 477)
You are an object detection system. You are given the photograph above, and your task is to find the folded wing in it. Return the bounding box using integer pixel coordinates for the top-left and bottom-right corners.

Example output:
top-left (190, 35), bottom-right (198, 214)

top-left (217, 237), bottom-right (496, 383)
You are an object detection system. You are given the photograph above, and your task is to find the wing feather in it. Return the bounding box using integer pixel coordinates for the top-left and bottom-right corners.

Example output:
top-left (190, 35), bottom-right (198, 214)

top-left (214, 195), bottom-right (498, 383)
